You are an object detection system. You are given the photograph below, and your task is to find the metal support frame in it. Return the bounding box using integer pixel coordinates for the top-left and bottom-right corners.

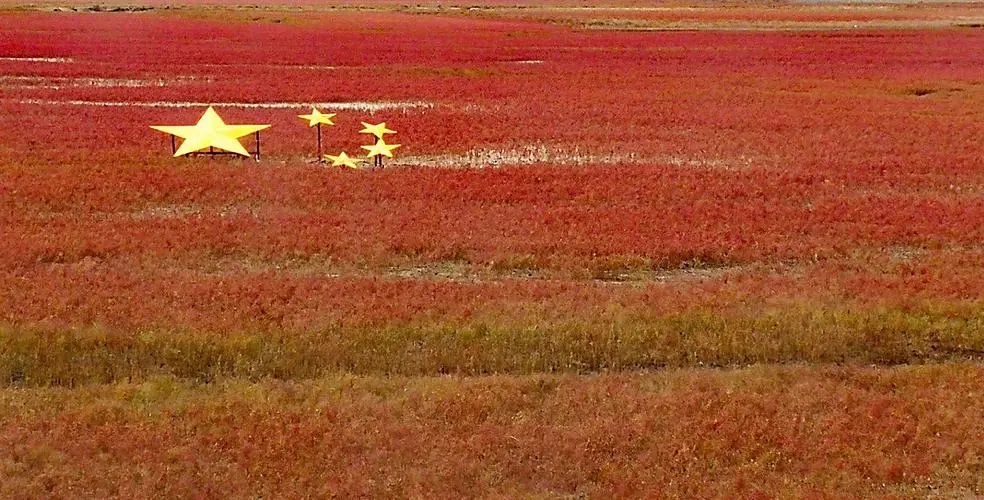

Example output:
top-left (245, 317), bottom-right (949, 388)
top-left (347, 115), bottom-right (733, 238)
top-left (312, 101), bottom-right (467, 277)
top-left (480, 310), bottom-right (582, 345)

top-left (168, 132), bottom-right (263, 161)
top-left (366, 138), bottom-right (385, 168)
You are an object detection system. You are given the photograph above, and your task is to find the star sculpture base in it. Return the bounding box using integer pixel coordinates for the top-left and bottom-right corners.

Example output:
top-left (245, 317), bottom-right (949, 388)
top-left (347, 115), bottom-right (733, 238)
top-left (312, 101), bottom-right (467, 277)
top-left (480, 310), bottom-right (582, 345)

top-left (165, 130), bottom-right (264, 161)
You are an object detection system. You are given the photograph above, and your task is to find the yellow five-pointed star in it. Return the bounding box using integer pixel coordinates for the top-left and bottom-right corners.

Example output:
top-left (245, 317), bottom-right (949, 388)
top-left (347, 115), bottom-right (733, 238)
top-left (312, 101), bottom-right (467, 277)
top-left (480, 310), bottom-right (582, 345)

top-left (359, 121), bottom-right (396, 139)
top-left (324, 152), bottom-right (359, 168)
top-left (299, 107), bottom-right (336, 127)
top-left (150, 106), bottom-right (270, 157)
top-left (361, 138), bottom-right (401, 158)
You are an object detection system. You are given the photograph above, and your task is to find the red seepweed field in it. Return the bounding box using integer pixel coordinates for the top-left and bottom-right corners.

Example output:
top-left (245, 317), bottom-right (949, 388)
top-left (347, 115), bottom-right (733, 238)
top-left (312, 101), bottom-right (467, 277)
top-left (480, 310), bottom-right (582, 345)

top-left (2, 1), bottom-right (984, 496)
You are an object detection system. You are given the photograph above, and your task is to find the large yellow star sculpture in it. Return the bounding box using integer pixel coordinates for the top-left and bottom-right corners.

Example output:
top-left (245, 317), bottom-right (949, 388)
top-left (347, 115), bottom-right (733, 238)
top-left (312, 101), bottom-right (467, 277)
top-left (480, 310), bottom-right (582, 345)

top-left (359, 121), bottom-right (396, 139)
top-left (324, 152), bottom-right (359, 168)
top-left (150, 106), bottom-right (270, 157)
top-left (362, 138), bottom-right (401, 159)
top-left (299, 107), bottom-right (336, 127)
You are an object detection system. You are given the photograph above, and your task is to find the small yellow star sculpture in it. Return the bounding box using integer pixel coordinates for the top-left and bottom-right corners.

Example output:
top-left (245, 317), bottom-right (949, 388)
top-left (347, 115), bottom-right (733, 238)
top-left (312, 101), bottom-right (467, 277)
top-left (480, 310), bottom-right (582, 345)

top-left (359, 121), bottom-right (396, 139)
top-left (299, 107), bottom-right (336, 127)
top-left (150, 106), bottom-right (270, 157)
top-left (362, 138), bottom-right (401, 158)
top-left (324, 152), bottom-right (359, 168)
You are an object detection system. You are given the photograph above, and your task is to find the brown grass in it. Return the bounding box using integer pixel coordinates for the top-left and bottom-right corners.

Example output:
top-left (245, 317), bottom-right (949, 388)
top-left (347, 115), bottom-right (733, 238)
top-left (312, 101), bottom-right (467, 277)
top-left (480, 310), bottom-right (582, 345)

top-left (3, 301), bottom-right (984, 386)
top-left (1, 364), bottom-right (982, 497)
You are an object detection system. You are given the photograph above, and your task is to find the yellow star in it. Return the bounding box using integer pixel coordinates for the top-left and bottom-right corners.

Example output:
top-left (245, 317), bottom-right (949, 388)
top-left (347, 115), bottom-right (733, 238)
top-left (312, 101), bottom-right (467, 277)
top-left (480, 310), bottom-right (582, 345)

top-left (299, 107), bottom-right (336, 127)
top-left (359, 121), bottom-right (396, 139)
top-left (150, 106), bottom-right (270, 157)
top-left (361, 138), bottom-right (401, 158)
top-left (324, 152), bottom-right (359, 168)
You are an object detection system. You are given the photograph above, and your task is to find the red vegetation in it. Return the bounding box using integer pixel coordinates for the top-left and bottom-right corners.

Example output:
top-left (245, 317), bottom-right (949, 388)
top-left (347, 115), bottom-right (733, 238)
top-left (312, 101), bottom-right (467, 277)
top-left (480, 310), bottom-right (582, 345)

top-left (2, 12), bottom-right (984, 273)
top-left (3, 161), bottom-right (984, 274)
top-left (2, 6), bottom-right (984, 495)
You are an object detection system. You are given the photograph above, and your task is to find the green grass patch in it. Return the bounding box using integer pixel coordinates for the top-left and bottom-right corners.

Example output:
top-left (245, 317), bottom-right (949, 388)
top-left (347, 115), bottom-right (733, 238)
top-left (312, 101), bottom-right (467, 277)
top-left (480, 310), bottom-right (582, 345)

top-left (2, 303), bottom-right (983, 386)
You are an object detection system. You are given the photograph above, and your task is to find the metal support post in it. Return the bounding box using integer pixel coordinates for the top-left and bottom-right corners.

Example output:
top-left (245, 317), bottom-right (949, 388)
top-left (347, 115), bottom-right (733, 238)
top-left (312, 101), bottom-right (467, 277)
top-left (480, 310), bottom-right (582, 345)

top-left (255, 131), bottom-right (261, 161)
